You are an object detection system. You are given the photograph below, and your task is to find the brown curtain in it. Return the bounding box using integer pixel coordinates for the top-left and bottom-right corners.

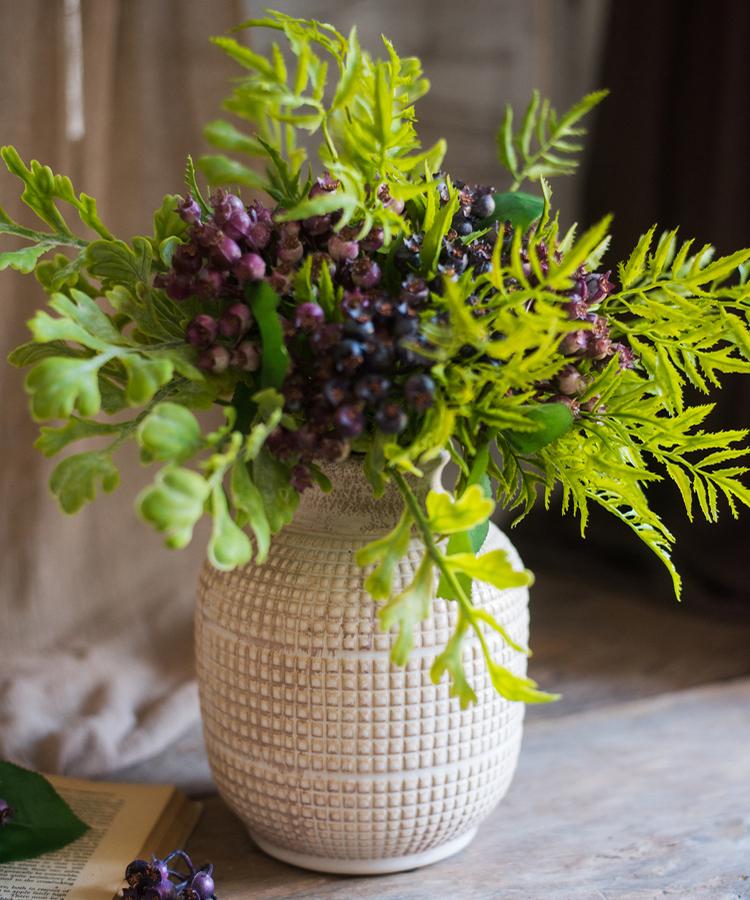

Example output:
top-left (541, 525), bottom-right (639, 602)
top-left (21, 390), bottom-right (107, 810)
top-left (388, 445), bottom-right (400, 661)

top-left (0, 0), bottom-right (243, 654)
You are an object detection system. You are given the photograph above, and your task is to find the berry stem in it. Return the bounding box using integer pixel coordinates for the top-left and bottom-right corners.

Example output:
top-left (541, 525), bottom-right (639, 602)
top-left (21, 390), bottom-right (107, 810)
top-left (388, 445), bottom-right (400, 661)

top-left (321, 117), bottom-right (339, 162)
top-left (0, 220), bottom-right (89, 249)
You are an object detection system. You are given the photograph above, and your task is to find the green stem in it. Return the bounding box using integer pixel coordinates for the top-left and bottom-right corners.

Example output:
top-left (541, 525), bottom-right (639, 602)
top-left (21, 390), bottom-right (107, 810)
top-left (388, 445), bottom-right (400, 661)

top-left (391, 467), bottom-right (508, 674)
top-left (390, 468), bottom-right (474, 619)
top-left (321, 117), bottom-right (338, 162)
top-left (0, 221), bottom-right (88, 250)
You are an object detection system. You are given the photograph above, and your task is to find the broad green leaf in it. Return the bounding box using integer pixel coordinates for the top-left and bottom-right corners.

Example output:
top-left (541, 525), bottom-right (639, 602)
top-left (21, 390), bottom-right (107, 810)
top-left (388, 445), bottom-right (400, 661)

top-left (49, 288), bottom-right (123, 343)
top-left (0, 761), bottom-right (89, 864)
top-left (252, 447), bottom-right (299, 533)
top-left (482, 192), bottom-right (544, 231)
top-left (137, 402), bottom-right (203, 464)
top-left (98, 375), bottom-right (128, 414)
top-left (246, 281), bottom-right (290, 388)
top-left (426, 485), bottom-right (494, 534)
top-left (378, 555), bottom-right (434, 665)
top-left (152, 194), bottom-right (188, 245)
top-left (445, 549), bottom-right (533, 591)
top-left (121, 354), bottom-right (173, 405)
top-left (27, 308), bottom-right (108, 351)
top-left (471, 606), bottom-right (530, 654)
top-left (49, 451), bottom-right (119, 513)
top-left (506, 403), bottom-right (574, 455)
top-left (363, 431), bottom-right (387, 498)
top-left (487, 661), bottom-right (559, 703)
top-left (0, 242), bottom-right (53, 273)
top-left (36, 417), bottom-right (122, 457)
top-left (137, 466), bottom-right (210, 549)
top-left (204, 119), bottom-right (266, 155)
top-left (197, 154), bottom-right (266, 189)
top-left (243, 389), bottom-right (284, 460)
top-left (85, 237), bottom-right (152, 289)
top-left (356, 511), bottom-right (411, 600)
top-left (1, 146), bottom-right (72, 235)
top-left (430, 617), bottom-right (477, 708)
top-left (208, 486), bottom-right (253, 570)
top-left (468, 473), bottom-right (493, 553)
top-left (26, 356), bottom-right (104, 420)
top-left (436, 528), bottom-right (473, 601)
top-left (8, 340), bottom-right (83, 367)
top-left (107, 284), bottom-right (185, 342)
top-left (230, 460), bottom-right (271, 562)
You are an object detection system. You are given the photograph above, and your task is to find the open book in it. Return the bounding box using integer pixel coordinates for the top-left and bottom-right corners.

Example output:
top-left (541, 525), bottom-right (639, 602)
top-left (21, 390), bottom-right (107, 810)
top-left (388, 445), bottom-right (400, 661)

top-left (0, 775), bottom-right (201, 900)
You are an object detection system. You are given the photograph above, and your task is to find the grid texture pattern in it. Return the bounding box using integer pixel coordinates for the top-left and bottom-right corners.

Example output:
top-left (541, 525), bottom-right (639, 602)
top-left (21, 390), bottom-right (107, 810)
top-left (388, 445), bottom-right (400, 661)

top-left (196, 465), bottom-right (530, 862)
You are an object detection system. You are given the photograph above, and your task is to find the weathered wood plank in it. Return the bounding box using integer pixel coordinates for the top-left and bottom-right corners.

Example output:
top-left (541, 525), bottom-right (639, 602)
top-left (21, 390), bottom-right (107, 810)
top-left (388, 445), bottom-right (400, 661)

top-left (185, 678), bottom-right (750, 898)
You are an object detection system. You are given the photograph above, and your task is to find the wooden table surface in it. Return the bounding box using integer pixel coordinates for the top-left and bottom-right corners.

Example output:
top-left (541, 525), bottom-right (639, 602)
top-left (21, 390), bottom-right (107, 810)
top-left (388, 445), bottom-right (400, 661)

top-left (187, 679), bottom-right (750, 899)
top-left (119, 563), bottom-right (750, 898)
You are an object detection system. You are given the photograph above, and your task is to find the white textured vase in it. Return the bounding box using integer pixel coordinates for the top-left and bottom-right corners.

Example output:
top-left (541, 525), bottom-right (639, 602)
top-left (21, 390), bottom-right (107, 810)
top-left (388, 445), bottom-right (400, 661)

top-left (195, 457), bottom-right (530, 875)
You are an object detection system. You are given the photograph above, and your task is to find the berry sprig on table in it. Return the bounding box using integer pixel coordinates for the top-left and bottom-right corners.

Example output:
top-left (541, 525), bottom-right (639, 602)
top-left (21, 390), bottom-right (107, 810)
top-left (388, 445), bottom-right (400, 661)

top-left (122, 851), bottom-right (216, 900)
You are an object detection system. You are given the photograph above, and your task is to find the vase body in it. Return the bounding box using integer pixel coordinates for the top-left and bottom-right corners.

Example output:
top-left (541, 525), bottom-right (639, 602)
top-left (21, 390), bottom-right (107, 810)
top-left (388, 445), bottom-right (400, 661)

top-left (195, 459), bottom-right (530, 874)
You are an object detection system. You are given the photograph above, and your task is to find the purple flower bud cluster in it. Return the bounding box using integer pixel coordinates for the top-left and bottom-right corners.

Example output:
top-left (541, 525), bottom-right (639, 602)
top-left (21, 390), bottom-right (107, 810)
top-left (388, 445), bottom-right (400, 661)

top-left (0, 798), bottom-right (14, 826)
top-left (121, 851), bottom-right (216, 900)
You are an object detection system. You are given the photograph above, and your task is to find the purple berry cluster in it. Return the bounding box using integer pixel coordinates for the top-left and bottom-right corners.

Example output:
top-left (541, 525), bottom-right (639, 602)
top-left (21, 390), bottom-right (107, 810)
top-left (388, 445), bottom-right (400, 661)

top-left (0, 797), bottom-right (13, 826)
top-left (156, 173), bottom-right (632, 486)
top-left (155, 191), bottom-right (270, 375)
top-left (121, 851), bottom-right (216, 900)
top-left (549, 267), bottom-right (633, 415)
top-left (269, 292), bottom-right (437, 485)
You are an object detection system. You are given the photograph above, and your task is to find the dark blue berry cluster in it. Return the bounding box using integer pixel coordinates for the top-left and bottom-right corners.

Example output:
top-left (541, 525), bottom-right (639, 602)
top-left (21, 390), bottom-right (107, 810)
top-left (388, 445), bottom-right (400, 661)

top-left (121, 851), bottom-right (216, 900)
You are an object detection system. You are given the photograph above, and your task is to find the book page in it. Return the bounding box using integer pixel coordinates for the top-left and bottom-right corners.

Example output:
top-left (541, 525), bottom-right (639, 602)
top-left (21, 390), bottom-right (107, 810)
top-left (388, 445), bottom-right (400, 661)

top-left (0, 776), bottom-right (175, 900)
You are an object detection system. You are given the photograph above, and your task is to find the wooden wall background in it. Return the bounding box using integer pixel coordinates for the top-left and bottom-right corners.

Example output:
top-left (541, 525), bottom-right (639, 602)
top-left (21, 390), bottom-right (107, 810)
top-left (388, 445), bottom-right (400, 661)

top-left (0, 1), bottom-right (608, 655)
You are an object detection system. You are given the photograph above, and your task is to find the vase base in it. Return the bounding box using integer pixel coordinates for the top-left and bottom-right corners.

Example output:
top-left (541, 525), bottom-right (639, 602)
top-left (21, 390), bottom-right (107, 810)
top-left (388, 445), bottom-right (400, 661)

top-left (249, 826), bottom-right (478, 875)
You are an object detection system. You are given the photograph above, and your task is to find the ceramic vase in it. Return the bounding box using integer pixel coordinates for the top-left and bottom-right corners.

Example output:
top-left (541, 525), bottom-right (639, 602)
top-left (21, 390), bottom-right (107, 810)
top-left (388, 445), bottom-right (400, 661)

top-left (195, 456), bottom-right (530, 875)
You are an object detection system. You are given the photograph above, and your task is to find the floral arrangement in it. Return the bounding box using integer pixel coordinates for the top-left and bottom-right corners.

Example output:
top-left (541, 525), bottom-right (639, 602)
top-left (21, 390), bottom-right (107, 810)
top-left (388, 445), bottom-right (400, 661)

top-left (3, 12), bottom-right (750, 708)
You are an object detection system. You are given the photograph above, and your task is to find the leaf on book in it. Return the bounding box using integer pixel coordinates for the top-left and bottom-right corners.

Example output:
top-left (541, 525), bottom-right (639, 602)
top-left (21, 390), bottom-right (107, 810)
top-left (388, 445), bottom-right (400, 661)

top-left (0, 760), bottom-right (89, 863)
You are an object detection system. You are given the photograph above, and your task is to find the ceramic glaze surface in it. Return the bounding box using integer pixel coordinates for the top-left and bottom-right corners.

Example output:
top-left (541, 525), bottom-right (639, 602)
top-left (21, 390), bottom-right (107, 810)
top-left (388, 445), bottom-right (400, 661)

top-left (195, 459), bottom-right (530, 873)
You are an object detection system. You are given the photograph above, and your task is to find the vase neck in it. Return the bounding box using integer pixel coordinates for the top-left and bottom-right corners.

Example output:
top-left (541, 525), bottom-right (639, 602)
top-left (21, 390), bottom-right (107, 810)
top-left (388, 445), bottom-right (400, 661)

top-left (292, 453), bottom-right (447, 537)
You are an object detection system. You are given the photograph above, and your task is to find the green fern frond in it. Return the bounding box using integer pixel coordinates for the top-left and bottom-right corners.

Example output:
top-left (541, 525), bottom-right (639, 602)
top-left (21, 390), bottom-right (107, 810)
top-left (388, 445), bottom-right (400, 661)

top-left (497, 90), bottom-right (608, 191)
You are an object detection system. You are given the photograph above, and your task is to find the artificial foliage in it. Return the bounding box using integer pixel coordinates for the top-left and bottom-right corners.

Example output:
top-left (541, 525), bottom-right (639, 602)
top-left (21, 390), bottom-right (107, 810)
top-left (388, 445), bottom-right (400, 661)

top-left (3, 12), bottom-right (750, 707)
